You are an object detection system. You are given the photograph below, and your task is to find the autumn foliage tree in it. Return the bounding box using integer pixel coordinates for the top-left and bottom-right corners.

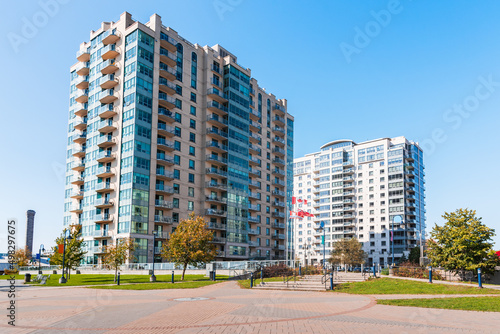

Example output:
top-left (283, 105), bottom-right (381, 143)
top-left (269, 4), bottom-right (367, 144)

top-left (427, 209), bottom-right (499, 276)
top-left (12, 248), bottom-right (30, 267)
top-left (161, 213), bottom-right (217, 280)
top-left (50, 225), bottom-right (86, 279)
top-left (328, 238), bottom-right (367, 268)
top-left (101, 238), bottom-right (135, 282)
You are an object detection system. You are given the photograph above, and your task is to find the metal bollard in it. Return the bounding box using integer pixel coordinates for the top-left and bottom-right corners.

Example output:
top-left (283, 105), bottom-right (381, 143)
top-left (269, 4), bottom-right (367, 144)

top-left (260, 268), bottom-right (263, 283)
top-left (250, 272), bottom-right (254, 288)
top-left (428, 266), bottom-right (432, 283)
top-left (478, 268), bottom-right (482, 288)
top-left (299, 264), bottom-right (302, 276)
top-left (117, 272), bottom-right (120, 286)
top-left (171, 270), bottom-right (174, 284)
top-left (330, 272), bottom-right (334, 290)
top-left (372, 265), bottom-right (376, 278)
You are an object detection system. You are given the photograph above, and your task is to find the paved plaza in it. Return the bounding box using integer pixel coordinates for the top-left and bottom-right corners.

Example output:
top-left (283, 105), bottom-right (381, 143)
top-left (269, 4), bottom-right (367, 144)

top-left (1, 280), bottom-right (499, 333)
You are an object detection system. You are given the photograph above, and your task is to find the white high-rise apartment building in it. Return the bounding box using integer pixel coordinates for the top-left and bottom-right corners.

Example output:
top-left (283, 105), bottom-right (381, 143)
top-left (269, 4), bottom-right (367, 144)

top-left (293, 137), bottom-right (425, 267)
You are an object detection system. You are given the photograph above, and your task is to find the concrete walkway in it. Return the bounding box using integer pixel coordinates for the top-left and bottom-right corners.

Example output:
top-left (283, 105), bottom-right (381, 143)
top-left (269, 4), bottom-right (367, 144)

top-left (1, 280), bottom-right (499, 333)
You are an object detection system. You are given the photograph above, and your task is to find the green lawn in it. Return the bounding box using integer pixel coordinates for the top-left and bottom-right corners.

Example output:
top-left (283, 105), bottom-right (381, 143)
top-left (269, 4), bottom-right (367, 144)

top-left (378, 296), bottom-right (500, 312)
top-left (89, 280), bottom-right (222, 290)
top-left (23, 274), bottom-right (227, 287)
top-left (0, 275), bottom-right (25, 280)
top-left (334, 278), bottom-right (500, 295)
top-left (238, 276), bottom-right (286, 289)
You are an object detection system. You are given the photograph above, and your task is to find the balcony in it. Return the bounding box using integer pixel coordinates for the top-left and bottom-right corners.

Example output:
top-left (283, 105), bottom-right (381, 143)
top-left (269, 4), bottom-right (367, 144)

top-left (249, 119), bottom-right (261, 131)
top-left (211, 237), bottom-right (226, 244)
top-left (96, 166), bottom-right (114, 178)
top-left (97, 135), bottom-right (116, 148)
top-left (207, 222), bottom-right (227, 230)
top-left (71, 176), bottom-right (84, 185)
top-left (272, 137), bottom-right (286, 147)
top-left (157, 138), bottom-right (175, 151)
top-left (159, 62), bottom-right (176, 81)
top-left (72, 146), bottom-right (85, 158)
top-left (155, 199), bottom-right (174, 209)
top-left (159, 77), bottom-right (176, 95)
top-left (207, 114), bottom-right (228, 129)
top-left (249, 100), bottom-right (255, 109)
top-left (343, 205), bottom-right (355, 212)
top-left (272, 189), bottom-right (285, 197)
top-left (249, 108), bottom-right (261, 120)
top-left (156, 153), bottom-right (175, 165)
top-left (272, 245), bottom-right (286, 251)
top-left (272, 115), bottom-right (285, 126)
top-left (75, 89), bottom-right (88, 103)
top-left (249, 156), bottom-right (261, 166)
top-left (160, 47), bottom-right (177, 67)
top-left (248, 143), bottom-right (261, 155)
top-left (96, 151), bottom-right (115, 163)
top-left (273, 147), bottom-right (285, 156)
top-left (343, 191), bottom-right (355, 197)
top-left (210, 64), bottom-right (222, 74)
top-left (207, 127), bottom-right (228, 141)
top-left (249, 132), bottom-right (261, 143)
top-left (248, 229), bottom-right (259, 236)
top-left (75, 76), bottom-right (89, 90)
top-left (76, 49), bottom-right (90, 62)
top-left (92, 246), bottom-right (106, 254)
top-left (75, 62), bottom-right (89, 76)
top-left (343, 183), bottom-right (355, 190)
top-left (272, 179), bottom-right (285, 187)
top-left (211, 78), bottom-right (222, 88)
top-left (272, 212), bottom-right (286, 219)
top-left (272, 234), bottom-right (286, 240)
top-left (95, 213), bottom-right (113, 224)
top-left (159, 92), bottom-right (176, 109)
top-left (70, 205), bottom-right (83, 213)
top-left (155, 184), bottom-right (175, 195)
top-left (100, 74), bottom-right (118, 89)
top-left (248, 215), bottom-right (260, 223)
top-left (207, 101), bottom-right (228, 116)
top-left (206, 155), bottom-right (227, 166)
top-left (158, 123), bottom-right (175, 137)
top-left (101, 44), bottom-right (119, 60)
top-left (70, 191), bottom-right (84, 199)
top-left (154, 215), bottom-right (173, 224)
top-left (248, 167), bottom-right (261, 177)
top-left (101, 59), bottom-right (118, 75)
top-left (98, 104), bottom-right (117, 119)
top-left (343, 161), bottom-right (354, 167)
top-left (95, 182), bottom-right (113, 193)
top-left (207, 88), bottom-right (228, 104)
top-left (205, 195), bottom-right (227, 204)
top-left (248, 204), bottom-right (259, 211)
top-left (95, 198), bottom-right (113, 209)
top-left (272, 168), bottom-right (285, 176)
top-left (206, 168), bottom-right (227, 178)
top-left (273, 103), bottom-right (286, 115)
top-left (248, 191), bottom-right (260, 200)
top-left (205, 209), bottom-right (227, 217)
top-left (72, 132), bottom-right (86, 144)
top-left (154, 231), bottom-right (170, 239)
top-left (405, 154), bottom-right (415, 162)
top-left (205, 181), bottom-right (227, 191)
top-left (158, 108), bottom-right (175, 123)
top-left (102, 29), bottom-right (120, 45)
top-left (71, 161), bottom-right (85, 172)
top-left (98, 119), bottom-right (116, 133)
top-left (156, 168), bottom-right (174, 180)
top-left (273, 157), bottom-right (285, 166)
top-left (100, 89), bottom-right (117, 104)
top-left (160, 32), bottom-right (177, 53)
top-left (74, 103), bottom-right (87, 117)
top-left (248, 180), bottom-right (260, 189)
top-left (272, 201), bottom-right (285, 208)
top-left (272, 222), bottom-right (285, 229)
top-left (74, 116), bottom-right (87, 131)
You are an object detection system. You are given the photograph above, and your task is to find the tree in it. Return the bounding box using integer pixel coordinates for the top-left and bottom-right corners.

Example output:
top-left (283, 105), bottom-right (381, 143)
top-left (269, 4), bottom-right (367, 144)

top-left (427, 209), bottom-right (499, 276)
top-left (328, 238), bottom-right (367, 268)
top-left (12, 248), bottom-right (30, 267)
top-left (50, 225), bottom-right (86, 279)
top-left (101, 238), bottom-right (135, 282)
top-left (161, 213), bottom-right (217, 280)
top-left (408, 246), bottom-right (421, 265)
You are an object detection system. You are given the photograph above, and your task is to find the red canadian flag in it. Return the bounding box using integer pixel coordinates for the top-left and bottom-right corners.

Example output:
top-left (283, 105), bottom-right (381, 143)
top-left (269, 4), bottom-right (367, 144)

top-left (290, 211), bottom-right (301, 219)
top-left (292, 197), bottom-right (297, 205)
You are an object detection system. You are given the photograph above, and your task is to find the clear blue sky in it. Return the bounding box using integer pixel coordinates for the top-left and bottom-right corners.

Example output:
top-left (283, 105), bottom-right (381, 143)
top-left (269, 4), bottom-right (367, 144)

top-left (1, 0), bottom-right (499, 252)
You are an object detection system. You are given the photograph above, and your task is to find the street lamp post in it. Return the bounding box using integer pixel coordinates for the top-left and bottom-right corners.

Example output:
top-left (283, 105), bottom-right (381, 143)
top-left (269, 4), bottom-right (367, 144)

top-left (392, 215), bottom-right (402, 267)
top-left (38, 244), bottom-right (45, 274)
top-left (319, 221), bottom-right (326, 269)
top-left (150, 231), bottom-right (157, 282)
top-left (59, 230), bottom-right (72, 284)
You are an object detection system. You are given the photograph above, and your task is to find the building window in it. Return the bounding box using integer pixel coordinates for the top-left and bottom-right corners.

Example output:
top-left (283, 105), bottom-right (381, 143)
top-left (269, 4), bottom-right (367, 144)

top-left (190, 106), bottom-right (196, 116)
top-left (190, 119), bottom-right (196, 129)
top-left (190, 92), bottom-right (196, 102)
top-left (188, 173), bottom-right (194, 183)
top-left (172, 212), bottom-right (179, 223)
top-left (175, 112), bottom-right (182, 123)
top-left (188, 160), bottom-right (195, 169)
top-left (173, 169), bottom-right (180, 179)
top-left (189, 132), bottom-right (196, 143)
top-left (173, 198), bottom-right (179, 208)
top-left (174, 155), bottom-right (180, 165)
top-left (174, 126), bottom-right (181, 137)
top-left (189, 146), bottom-right (195, 156)
top-left (188, 187), bottom-right (194, 197)
top-left (174, 141), bottom-right (181, 151)
top-left (173, 183), bottom-right (180, 194)
top-left (188, 201), bottom-right (194, 211)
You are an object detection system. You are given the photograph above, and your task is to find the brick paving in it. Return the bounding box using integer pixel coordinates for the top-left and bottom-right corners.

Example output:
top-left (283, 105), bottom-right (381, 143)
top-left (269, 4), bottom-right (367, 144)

top-left (1, 280), bottom-right (499, 333)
